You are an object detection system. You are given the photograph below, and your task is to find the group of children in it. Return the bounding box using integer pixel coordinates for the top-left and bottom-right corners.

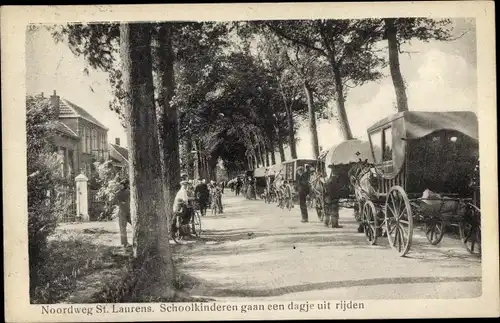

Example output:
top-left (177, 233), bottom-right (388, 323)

top-left (113, 172), bottom-right (227, 249)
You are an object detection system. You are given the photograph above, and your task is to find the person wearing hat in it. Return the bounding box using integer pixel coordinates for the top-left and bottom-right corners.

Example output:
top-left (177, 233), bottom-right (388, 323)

top-left (115, 178), bottom-right (131, 249)
top-left (295, 165), bottom-right (311, 223)
top-left (195, 178), bottom-right (210, 216)
top-left (171, 180), bottom-right (194, 237)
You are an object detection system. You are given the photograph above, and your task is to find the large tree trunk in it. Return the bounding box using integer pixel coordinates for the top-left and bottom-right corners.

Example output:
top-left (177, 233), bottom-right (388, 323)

top-left (254, 134), bottom-right (264, 166)
top-left (275, 126), bottom-right (286, 162)
top-left (385, 18), bottom-right (409, 112)
top-left (304, 80), bottom-right (320, 159)
top-left (155, 23), bottom-right (180, 221)
top-left (279, 85), bottom-right (297, 159)
top-left (192, 140), bottom-right (200, 180)
top-left (270, 139), bottom-right (277, 165)
top-left (120, 23), bottom-right (175, 298)
top-left (331, 62), bottom-right (354, 140)
top-left (285, 105), bottom-right (298, 159)
top-left (182, 139), bottom-right (194, 178)
top-left (262, 140), bottom-right (270, 167)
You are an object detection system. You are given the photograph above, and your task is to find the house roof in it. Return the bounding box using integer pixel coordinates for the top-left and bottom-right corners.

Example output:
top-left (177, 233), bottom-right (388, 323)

top-left (109, 143), bottom-right (129, 163)
top-left (59, 98), bottom-right (109, 130)
top-left (54, 121), bottom-right (79, 139)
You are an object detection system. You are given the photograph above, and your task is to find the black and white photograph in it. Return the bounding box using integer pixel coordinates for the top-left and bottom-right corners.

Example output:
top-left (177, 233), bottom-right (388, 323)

top-left (2, 2), bottom-right (498, 322)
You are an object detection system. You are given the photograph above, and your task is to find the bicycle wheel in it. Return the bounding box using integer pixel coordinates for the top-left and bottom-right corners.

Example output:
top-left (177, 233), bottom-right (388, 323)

top-left (170, 216), bottom-right (184, 245)
top-left (192, 211), bottom-right (202, 237)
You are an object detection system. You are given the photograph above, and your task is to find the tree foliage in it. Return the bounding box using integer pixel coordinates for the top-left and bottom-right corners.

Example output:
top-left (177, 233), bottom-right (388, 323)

top-left (26, 95), bottom-right (67, 299)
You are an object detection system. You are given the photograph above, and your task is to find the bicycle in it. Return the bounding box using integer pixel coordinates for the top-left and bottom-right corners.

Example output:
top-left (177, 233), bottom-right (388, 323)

top-left (170, 200), bottom-right (202, 244)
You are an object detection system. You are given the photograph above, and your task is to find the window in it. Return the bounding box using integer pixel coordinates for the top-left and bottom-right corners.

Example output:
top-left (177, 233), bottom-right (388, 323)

top-left (100, 133), bottom-right (105, 159)
top-left (92, 129), bottom-right (97, 152)
top-left (81, 127), bottom-right (86, 153)
top-left (382, 127), bottom-right (393, 162)
top-left (369, 130), bottom-right (383, 163)
top-left (85, 127), bottom-right (90, 153)
top-left (57, 147), bottom-right (65, 177)
top-left (68, 150), bottom-right (74, 177)
top-left (285, 163), bottom-right (294, 180)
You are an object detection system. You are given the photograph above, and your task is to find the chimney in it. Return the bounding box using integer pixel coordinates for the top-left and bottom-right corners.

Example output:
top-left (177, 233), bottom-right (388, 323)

top-left (115, 138), bottom-right (120, 146)
top-left (50, 90), bottom-right (60, 114)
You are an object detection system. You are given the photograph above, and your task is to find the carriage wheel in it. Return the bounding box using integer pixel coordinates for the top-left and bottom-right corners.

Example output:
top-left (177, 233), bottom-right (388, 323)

top-left (385, 186), bottom-right (413, 257)
top-left (459, 204), bottom-right (481, 257)
top-left (362, 200), bottom-right (377, 245)
top-left (192, 211), bottom-right (202, 237)
top-left (424, 219), bottom-right (445, 245)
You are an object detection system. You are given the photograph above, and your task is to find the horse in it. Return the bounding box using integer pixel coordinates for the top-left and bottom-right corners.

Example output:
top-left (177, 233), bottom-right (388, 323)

top-left (308, 170), bottom-right (327, 221)
top-left (272, 171), bottom-right (292, 209)
top-left (348, 160), bottom-right (380, 232)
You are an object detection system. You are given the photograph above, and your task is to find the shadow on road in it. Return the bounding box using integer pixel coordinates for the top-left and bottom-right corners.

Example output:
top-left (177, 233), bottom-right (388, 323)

top-left (179, 274), bottom-right (481, 299)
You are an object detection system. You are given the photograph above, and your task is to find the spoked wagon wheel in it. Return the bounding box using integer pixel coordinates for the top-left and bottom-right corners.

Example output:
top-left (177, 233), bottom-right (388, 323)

top-left (192, 211), bottom-right (202, 237)
top-left (424, 219), bottom-right (445, 245)
top-left (362, 200), bottom-right (378, 245)
top-left (459, 204), bottom-right (481, 257)
top-left (385, 186), bottom-right (414, 257)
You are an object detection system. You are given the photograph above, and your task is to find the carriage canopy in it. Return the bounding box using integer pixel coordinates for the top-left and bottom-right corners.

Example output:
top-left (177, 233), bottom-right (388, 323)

top-left (367, 111), bottom-right (478, 141)
top-left (253, 166), bottom-right (268, 178)
top-left (281, 158), bottom-right (318, 181)
top-left (367, 110), bottom-right (479, 182)
top-left (324, 139), bottom-right (374, 167)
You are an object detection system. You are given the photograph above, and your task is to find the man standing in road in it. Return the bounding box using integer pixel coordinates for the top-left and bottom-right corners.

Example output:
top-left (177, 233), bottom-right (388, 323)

top-left (295, 165), bottom-right (311, 223)
top-left (323, 164), bottom-right (350, 228)
top-left (115, 179), bottom-right (131, 250)
top-left (235, 177), bottom-right (242, 196)
top-left (195, 179), bottom-right (210, 216)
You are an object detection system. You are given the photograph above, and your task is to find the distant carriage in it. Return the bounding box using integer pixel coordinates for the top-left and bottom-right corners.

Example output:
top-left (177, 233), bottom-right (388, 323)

top-left (312, 139), bottom-right (374, 224)
top-left (274, 158), bottom-right (322, 210)
top-left (355, 111), bottom-right (480, 257)
top-left (253, 166), bottom-right (269, 198)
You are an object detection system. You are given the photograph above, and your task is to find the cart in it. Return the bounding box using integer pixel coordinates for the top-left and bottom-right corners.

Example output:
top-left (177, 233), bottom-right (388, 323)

top-left (313, 139), bottom-right (374, 224)
top-left (357, 111), bottom-right (480, 257)
top-left (254, 166), bottom-right (275, 202)
top-left (276, 158), bottom-right (321, 210)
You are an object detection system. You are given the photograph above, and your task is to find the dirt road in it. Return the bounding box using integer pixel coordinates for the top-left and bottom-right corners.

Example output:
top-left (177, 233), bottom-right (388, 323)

top-left (177, 194), bottom-right (482, 301)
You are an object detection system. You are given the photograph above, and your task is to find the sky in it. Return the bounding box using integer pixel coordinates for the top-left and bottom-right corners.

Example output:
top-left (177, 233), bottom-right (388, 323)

top-left (26, 18), bottom-right (476, 160)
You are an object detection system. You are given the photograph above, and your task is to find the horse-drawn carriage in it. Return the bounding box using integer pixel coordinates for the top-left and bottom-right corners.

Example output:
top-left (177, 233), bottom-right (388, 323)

top-left (254, 166), bottom-right (270, 198)
top-left (311, 139), bottom-right (374, 224)
top-left (273, 158), bottom-right (321, 210)
top-left (352, 111), bottom-right (481, 257)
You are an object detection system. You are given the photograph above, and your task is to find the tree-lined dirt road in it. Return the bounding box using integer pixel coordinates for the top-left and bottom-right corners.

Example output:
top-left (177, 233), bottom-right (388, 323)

top-left (177, 194), bottom-right (482, 301)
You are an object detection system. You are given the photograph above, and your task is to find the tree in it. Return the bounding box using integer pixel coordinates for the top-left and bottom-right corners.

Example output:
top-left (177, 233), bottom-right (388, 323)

top-left (256, 35), bottom-right (300, 160)
top-left (263, 19), bottom-right (386, 140)
top-left (120, 23), bottom-right (176, 298)
top-left (26, 95), bottom-right (66, 301)
top-left (381, 18), bottom-right (454, 112)
top-left (280, 43), bottom-right (332, 159)
top-left (152, 23), bottom-right (180, 212)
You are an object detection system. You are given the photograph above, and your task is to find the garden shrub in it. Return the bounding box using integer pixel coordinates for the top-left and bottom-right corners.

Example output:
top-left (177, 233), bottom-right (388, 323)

top-left (94, 160), bottom-right (125, 221)
top-left (26, 95), bottom-right (67, 300)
